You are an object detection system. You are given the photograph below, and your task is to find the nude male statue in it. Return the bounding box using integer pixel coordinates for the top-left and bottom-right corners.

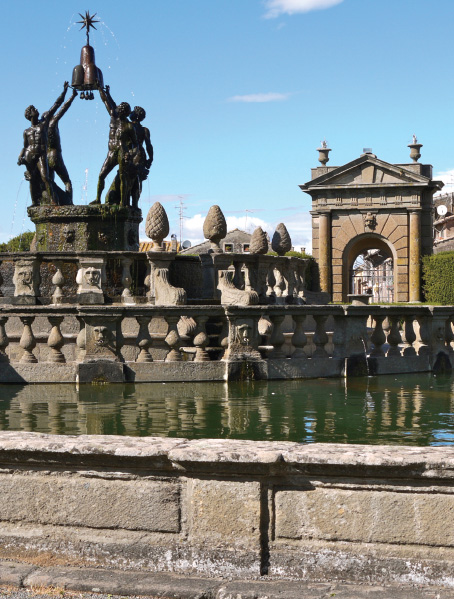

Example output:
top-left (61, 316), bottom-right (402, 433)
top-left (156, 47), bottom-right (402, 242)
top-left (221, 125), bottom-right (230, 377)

top-left (129, 106), bottom-right (154, 208)
top-left (47, 87), bottom-right (78, 203)
top-left (18, 82), bottom-right (70, 206)
top-left (92, 84), bottom-right (138, 206)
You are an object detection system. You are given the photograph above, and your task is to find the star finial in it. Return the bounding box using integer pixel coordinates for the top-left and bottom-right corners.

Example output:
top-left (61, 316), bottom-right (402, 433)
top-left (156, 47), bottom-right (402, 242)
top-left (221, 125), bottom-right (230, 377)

top-left (77, 10), bottom-right (100, 45)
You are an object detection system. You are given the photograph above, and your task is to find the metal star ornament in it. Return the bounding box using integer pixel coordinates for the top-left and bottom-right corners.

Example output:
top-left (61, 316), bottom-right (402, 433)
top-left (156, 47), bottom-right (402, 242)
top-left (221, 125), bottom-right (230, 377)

top-left (77, 11), bottom-right (100, 45)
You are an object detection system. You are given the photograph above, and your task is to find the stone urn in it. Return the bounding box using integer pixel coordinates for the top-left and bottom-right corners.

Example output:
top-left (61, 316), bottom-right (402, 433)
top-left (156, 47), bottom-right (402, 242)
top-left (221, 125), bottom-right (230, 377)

top-left (249, 226), bottom-right (268, 255)
top-left (145, 202), bottom-right (170, 251)
top-left (203, 205), bottom-right (227, 253)
top-left (271, 223), bottom-right (292, 256)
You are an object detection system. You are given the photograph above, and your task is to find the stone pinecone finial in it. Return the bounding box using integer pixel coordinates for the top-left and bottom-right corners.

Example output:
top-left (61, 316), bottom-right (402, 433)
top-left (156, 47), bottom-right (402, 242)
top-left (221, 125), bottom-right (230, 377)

top-left (203, 205), bottom-right (227, 253)
top-left (271, 223), bottom-right (292, 256)
top-left (249, 227), bottom-right (268, 255)
top-left (145, 202), bottom-right (170, 251)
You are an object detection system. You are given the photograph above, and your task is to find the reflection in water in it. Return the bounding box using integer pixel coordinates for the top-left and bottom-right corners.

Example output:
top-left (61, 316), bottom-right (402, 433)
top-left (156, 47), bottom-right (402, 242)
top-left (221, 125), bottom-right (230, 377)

top-left (0, 374), bottom-right (454, 445)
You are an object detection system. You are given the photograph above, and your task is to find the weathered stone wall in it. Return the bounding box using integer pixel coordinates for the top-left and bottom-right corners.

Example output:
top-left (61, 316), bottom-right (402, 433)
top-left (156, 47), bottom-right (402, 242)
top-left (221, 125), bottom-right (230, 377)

top-left (0, 432), bottom-right (453, 587)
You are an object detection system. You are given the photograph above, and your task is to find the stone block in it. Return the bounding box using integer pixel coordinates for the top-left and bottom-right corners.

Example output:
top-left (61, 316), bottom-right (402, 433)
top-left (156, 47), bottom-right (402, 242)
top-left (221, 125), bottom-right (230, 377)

top-left (393, 237), bottom-right (408, 250)
top-left (77, 360), bottom-right (125, 383)
top-left (275, 487), bottom-right (454, 547)
top-left (380, 217), bottom-right (398, 239)
top-left (188, 479), bottom-right (261, 549)
top-left (0, 474), bottom-right (180, 533)
top-left (349, 213), bottom-right (365, 235)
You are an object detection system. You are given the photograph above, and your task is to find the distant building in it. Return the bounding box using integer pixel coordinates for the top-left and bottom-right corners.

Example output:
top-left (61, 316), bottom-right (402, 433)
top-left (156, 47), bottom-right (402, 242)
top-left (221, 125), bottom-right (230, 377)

top-left (179, 229), bottom-right (252, 255)
top-left (433, 192), bottom-right (454, 253)
top-left (139, 236), bottom-right (180, 252)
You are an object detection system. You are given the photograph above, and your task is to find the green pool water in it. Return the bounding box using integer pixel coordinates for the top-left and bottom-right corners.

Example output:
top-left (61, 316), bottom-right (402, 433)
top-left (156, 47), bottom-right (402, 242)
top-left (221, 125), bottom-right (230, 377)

top-left (0, 373), bottom-right (454, 445)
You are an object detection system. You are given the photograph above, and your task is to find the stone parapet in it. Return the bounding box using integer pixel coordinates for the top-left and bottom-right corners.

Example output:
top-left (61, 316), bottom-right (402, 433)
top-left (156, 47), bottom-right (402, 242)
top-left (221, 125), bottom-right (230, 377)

top-left (0, 432), bottom-right (453, 587)
top-left (0, 303), bottom-right (452, 382)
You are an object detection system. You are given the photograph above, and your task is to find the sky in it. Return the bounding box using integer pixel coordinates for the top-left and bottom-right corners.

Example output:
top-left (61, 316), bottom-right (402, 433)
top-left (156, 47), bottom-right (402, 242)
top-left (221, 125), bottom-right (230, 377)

top-left (3, 0), bottom-right (454, 252)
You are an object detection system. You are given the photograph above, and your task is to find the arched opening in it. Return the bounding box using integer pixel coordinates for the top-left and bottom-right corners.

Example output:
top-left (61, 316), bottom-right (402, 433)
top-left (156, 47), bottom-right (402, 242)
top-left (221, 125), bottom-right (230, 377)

top-left (343, 235), bottom-right (397, 303)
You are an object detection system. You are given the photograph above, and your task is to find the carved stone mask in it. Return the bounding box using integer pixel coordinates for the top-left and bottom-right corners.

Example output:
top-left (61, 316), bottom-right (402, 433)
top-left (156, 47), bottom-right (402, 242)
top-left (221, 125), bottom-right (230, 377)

top-left (16, 267), bottom-right (33, 289)
top-left (93, 326), bottom-right (109, 346)
top-left (364, 212), bottom-right (377, 230)
top-left (64, 228), bottom-right (75, 243)
top-left (84, 267), bottom-right (101, 288)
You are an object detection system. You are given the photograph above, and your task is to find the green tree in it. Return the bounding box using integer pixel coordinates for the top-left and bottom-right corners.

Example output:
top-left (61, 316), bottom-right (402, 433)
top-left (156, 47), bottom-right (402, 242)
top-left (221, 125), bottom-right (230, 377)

top-left (0, 231), bottom-right (35, 252)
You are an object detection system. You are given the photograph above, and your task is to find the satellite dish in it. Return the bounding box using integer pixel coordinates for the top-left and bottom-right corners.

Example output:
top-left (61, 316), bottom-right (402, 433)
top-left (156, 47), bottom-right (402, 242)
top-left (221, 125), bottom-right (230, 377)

top-left (437, 205), bottom-right (448, 216)
top-left (182, 240), bottom-right (192, 249)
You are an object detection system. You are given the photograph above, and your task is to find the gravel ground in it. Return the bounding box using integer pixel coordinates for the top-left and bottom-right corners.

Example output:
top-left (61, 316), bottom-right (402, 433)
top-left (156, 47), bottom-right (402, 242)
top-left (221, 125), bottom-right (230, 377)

top-left (0, 590), bottom-right (153, 599)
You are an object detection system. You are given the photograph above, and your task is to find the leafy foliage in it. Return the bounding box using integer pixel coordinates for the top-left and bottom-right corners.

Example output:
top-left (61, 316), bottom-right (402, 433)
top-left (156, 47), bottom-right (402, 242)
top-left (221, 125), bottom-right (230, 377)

top-left (0, 231), bottom-right (34, 252)
top-left (422, 252), bottom-right (454, 304)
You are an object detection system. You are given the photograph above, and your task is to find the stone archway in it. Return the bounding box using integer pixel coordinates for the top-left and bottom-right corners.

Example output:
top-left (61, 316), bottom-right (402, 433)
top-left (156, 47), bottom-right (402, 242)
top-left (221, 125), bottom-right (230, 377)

top-left (343, 234), bottom-right (397, 303)
top-left (300, 151), bottom-right (443, 303)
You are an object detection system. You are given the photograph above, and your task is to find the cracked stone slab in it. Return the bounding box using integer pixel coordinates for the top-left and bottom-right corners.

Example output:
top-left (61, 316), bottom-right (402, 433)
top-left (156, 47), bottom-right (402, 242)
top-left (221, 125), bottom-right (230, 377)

top-left (0, 560), bottom-right (37, 585)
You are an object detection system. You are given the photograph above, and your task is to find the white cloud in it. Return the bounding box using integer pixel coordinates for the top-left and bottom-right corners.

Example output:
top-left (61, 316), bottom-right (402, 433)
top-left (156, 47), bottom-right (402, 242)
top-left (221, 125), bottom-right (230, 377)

top-left (263, 0), bottom-right (344, 19)
top-left (228, 92), bottom-right (291, 103)
top-left (434, 168), bottom-right (454, 194)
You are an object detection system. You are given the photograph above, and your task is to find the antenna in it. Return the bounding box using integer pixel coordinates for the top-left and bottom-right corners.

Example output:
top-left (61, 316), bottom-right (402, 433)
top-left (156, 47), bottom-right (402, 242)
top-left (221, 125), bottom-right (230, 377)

top-left (244, 209), bottom-right (260, 232)
top-left (175, 196), bottom-right (188, 246)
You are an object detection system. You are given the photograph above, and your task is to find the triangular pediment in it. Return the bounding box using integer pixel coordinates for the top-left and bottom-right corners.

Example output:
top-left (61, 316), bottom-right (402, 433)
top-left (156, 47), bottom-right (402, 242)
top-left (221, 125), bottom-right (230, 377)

top-left (302, 155), bottom-right (431, 190)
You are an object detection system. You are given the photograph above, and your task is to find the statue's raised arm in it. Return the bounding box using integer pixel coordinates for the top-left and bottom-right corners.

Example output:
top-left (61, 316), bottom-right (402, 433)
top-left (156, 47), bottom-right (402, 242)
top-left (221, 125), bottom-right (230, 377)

top-left (43, 82), bottom-right (69, 124)
top-left (97, 82), bottom-right (116, 116)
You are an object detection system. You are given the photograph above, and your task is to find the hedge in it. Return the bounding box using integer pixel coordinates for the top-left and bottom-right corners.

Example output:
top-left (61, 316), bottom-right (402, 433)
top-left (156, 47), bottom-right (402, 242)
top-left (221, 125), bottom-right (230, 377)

top-left (422, 252), bottom-right (454, 304)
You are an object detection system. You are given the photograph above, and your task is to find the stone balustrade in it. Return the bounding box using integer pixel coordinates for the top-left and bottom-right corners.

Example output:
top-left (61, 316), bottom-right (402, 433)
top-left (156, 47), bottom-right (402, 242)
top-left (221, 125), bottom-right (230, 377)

top-left (0, 302), bottom-right (452, 383)
top-left (0, 251), bottom-right (311, 307)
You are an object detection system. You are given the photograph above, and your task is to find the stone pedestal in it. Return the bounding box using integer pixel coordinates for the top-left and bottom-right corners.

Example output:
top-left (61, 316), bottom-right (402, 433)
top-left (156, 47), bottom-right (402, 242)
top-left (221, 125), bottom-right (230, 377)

top-left (28, 205), bottom-right (142, 252)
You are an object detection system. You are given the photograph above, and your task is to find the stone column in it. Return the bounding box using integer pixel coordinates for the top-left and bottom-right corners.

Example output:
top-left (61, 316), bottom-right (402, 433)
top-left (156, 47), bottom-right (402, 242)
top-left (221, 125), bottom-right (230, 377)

top-left (409, 210), bottom-right (421, 302)
top-left (318, 212), bottom-right (331, 295)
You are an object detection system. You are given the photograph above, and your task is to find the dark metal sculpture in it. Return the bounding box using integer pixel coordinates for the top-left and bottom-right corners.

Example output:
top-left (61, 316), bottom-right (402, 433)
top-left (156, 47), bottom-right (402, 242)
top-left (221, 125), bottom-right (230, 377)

top-left (18, 82), bottom-right (71, 206)
top-left (72, 12), bottom-right (104, 100)
top-left (48, 87), bottom-right (78, 204)
top-left (92, 84), bottom-right (139, 206)
top-left (130, 106), bottom-right (154, 208)
top-left (19, 11), bottom-right (152, 212)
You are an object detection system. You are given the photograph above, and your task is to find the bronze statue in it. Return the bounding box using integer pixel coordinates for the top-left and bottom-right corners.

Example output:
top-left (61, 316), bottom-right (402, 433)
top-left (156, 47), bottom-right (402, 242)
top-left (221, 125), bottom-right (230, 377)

top-left (18, 82), bottom-right (70, 206)
top-left (92, 84), bottom-right (139, 206)
top-left (48, 87), bottom-right (78, 204)
top-left (129, 106), bottom-right (153, 208)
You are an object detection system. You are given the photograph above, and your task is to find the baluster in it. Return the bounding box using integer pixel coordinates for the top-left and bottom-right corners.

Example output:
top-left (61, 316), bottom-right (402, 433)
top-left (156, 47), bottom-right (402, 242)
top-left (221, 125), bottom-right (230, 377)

top-left (312, 314), bottom-right (329, 358)
top-left (51, 264), bottom-right (64, 305)
top-left (402, 316), bottom-right (417, 356)
top-left (370, 315), bottom-right (386, 357)
top-left (47, 316), bottom-right (65, 363)
top-left (0, 270), bottom-right (3, 298)
top-left (76, 319), bottom-right (86, 362)
top-left (445, 316), bottom-right (454, 354)
top-left (164, 315), bottom-right (182, 361)
top-left (121, 257), bottom-right (135, 304)
top-left (193, 315), bottom-right (210, 362)
top-left (136, 315), bottom-right (153, 362)
top-left (415, 314), bottom-right (430, 356)
top-left (291, 314), bottom-right (307, 359)
top-left (243, 263), bottom-right (253, 292)
top-left (269, 313), bottom-right (286, 359)
top-left (386, 316), bottom-right (402, 357)
top-left (273, 266), bottom-right (286, 299)
top-left (219, 316), bottom-right (229, 359)
top-left (0, 316), bottom-right (9, 361)
top-left (266, 266), bottom-right (275, 302)
top-left (20, 316), bottom-right (37, 363)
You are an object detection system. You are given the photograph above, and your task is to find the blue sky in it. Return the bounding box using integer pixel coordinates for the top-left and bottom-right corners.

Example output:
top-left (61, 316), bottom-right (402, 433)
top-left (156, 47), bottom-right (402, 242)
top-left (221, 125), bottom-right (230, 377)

top-left (2, 0), bottom-right (454, 251)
